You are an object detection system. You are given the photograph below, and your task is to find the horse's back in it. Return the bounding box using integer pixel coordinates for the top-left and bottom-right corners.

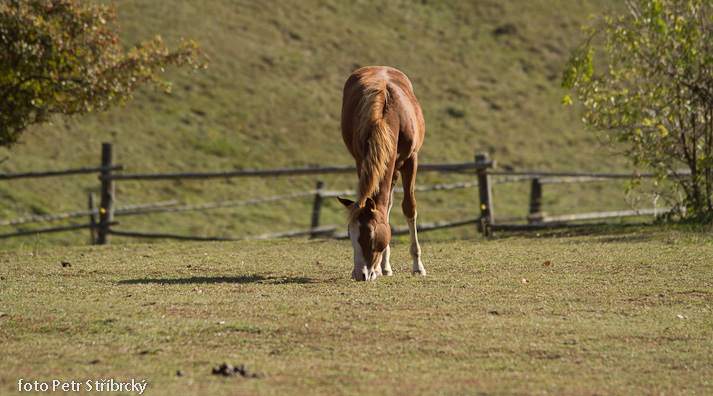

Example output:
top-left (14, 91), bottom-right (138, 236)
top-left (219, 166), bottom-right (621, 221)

top-left (341, 66), bottom-right (424, 159)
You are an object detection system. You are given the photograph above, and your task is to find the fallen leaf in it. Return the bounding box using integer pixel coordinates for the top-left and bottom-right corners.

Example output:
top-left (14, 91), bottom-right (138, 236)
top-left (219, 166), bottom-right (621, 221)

top-left (521, 278), bottom-right (531, 285)
top-left (676, 314), bottom-right (688, 320)
top-left (544, 260), bottom-right (551, 266)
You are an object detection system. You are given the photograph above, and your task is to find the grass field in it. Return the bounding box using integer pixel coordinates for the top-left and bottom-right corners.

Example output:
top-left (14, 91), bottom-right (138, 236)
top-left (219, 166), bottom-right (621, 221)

top-left (2, 227), bottom-right (712, 395)
top-left (3, 2), bottom-right (712, 395)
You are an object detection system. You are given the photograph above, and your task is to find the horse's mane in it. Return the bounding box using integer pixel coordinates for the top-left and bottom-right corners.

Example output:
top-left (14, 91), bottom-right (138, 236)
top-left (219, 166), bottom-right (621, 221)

top-left (350, 79), bottom-right (395, 220)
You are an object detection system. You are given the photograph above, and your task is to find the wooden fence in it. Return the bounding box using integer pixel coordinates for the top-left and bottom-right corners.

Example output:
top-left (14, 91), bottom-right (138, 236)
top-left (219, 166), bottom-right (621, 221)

top-left (1, 143), bottom-right (679, 244)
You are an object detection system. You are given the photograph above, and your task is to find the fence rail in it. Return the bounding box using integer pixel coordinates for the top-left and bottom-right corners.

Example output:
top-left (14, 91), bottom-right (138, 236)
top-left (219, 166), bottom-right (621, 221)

top-left (0, 201), bottom-right (180, 226)
top-left (103, 225), bottom-right (339, 242)
top-left (0, 222), bottom-right (118, 239)
top-left (490, 170), bottom-right (691, 178)
top-left (0, 165), bottom-right (123, 180)
top-left (97, 161), bottom-right (496, 181)
top-left (1, 143), bottom-right (681, 244)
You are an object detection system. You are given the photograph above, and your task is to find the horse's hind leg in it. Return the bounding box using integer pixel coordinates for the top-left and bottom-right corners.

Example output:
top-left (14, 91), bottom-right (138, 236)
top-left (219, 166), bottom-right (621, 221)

top-left (380, 172), bottom-right (400, 277)
top-left (401, 154), bottom-right (426, 276)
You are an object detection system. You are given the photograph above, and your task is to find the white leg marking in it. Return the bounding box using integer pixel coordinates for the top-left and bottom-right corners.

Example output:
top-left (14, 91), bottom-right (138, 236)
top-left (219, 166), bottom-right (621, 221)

top-left (381, 244), bottom-right (393, 276)
top-left (374, 252), bottom-right (383, 277)
top-left (381, 185), bottom-right (395, 276)
top-left (407, 215), bottom-right (426, 276)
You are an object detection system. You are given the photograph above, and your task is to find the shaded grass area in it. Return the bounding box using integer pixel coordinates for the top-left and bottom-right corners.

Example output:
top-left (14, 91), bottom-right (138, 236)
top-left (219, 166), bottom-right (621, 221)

top-left (1, 227), bottom-right (712, 395)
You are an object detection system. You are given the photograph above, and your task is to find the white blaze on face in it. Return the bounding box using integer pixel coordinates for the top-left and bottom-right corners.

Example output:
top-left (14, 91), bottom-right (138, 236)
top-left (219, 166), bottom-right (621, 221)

top-left (348, 221), bottom-right (367, 280)
top-left (348, 220), bottom-right (377, 281)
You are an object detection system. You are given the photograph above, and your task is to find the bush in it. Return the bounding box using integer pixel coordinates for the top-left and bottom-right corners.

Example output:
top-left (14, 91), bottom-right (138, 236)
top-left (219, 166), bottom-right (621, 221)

top-left (0, 0), bottom-right (209, 147)
top-left (562, 0), bottom-right (713, 223)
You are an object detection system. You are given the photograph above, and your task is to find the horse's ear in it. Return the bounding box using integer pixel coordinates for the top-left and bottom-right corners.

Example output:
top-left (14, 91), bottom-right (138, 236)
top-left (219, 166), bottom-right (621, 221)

top-left (365, 197), bottom-right (376, 212)
top-left (337, 197), bottom-right (355, 208)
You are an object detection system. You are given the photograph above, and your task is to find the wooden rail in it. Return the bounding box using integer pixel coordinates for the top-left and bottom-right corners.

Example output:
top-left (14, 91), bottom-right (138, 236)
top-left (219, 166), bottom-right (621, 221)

top-left (0, 222), bottom-right (118, 239)
top-left (490, 170), bottom-right (691, 178)
top-left (0, 201), bottom-right (179, 226)
top-left (103, 225), bottom-right (338, 242)
top-left (0, 165), bottom-right (123, 180)
top-left (97, 161), bottom-right (496, 181)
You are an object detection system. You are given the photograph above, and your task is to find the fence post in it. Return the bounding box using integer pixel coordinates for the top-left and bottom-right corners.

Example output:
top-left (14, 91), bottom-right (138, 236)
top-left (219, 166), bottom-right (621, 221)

top-left (88, 193), bottom-right (98, 244)
top-left (528, 178), bottom-right (544, 223)
top-left (310, 180), bottom-right (324, 238)
top-left (475, 153), bottom-right (494, 232)
top-left (97, 143), bottom-right (115, 245)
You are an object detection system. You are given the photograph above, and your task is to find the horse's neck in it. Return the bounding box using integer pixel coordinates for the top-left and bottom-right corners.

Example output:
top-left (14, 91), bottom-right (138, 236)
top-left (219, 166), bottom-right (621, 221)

top-left (371, 172), bottom-right (394, 218)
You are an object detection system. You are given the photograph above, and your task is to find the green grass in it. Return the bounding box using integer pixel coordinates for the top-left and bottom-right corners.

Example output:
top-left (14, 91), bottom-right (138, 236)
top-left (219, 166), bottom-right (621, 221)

top-left (0, 0), bottom-right (646, 249)
top-left (2, 227), bottom-right (712, 395)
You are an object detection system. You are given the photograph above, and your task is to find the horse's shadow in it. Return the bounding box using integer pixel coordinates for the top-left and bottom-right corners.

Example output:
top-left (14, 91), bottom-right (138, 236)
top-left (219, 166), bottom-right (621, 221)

top-left (118, 274), bottom-right (316, 285)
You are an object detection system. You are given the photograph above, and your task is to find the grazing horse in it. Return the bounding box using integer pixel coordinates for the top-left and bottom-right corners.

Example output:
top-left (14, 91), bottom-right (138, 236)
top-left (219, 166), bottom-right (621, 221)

top-left (338, 66), bottom-right (426, 281)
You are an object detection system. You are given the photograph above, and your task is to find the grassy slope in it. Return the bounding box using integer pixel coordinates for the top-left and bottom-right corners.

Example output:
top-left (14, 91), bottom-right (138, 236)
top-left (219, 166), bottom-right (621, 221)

top-left (1, 227), bottom-right (712, 395)
top-left (0, 0), bottom-right (641, 248)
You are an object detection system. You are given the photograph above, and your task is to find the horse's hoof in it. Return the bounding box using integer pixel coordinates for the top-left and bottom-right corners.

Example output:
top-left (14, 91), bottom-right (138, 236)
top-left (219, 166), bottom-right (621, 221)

top-left (412, 269), bottom-right (427, 276)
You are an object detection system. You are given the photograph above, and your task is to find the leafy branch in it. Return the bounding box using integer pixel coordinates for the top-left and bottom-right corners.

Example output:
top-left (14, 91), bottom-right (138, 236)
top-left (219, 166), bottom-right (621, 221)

top-left (0, 0), bottom-right (210, 147)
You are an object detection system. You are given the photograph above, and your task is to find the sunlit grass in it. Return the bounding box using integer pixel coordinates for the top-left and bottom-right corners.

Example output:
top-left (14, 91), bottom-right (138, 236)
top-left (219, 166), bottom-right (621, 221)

top-left (1, 227), bottom-right (711, 394)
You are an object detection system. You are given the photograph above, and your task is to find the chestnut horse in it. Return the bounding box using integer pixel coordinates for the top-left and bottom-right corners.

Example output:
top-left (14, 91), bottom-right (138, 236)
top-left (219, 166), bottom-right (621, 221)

top-left (337, 66), bottom-right (426, 281)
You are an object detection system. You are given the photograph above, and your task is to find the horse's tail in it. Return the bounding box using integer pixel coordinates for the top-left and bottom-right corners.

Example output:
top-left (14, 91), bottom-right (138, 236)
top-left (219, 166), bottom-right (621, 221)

top-left (355, 79), bottom-right (395, 208)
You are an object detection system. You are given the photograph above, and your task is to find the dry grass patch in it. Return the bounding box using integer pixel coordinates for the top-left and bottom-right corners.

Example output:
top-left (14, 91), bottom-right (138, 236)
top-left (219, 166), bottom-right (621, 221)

top-left (1, 227), bottom-right (712, 394)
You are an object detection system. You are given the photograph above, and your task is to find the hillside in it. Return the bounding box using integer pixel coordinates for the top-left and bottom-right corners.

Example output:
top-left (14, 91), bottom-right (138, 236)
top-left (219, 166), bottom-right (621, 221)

top-left (0, 0), bottom-right (633, 247)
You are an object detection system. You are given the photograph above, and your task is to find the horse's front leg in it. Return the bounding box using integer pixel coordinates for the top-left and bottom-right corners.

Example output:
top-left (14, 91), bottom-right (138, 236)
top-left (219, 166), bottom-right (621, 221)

top-left (380, 172), bottom-right (400, 277)
top-left (406, 215), bottom-right (425, 276)
top-left (401, 155), bottom-right (426, 276)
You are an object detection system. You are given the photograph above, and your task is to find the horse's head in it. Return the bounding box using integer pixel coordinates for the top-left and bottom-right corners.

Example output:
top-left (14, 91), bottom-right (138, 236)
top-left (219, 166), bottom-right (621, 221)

top-left (338, 196), bottom-right (391, 281)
